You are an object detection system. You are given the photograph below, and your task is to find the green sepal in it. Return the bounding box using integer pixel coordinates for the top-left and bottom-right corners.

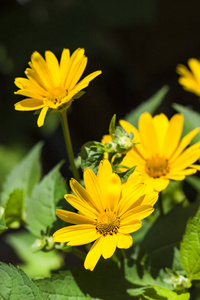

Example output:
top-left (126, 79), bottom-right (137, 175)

top-left (109, 114), bottom-right (116, 139)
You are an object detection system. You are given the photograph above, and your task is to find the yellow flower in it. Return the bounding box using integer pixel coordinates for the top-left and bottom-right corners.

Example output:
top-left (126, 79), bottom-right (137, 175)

top-left (114, 113), bottom-right (200, 192)
top-left (176, 58), bottom-right (200, 96)
top-left (14, 48), bottom-right (102, 127)
top-left (53, 159), bottom-right (158, 271)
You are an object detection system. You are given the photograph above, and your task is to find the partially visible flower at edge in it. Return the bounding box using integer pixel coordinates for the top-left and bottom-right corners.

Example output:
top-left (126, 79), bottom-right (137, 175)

top-left (14, 48), bottom-right (102, 127)
top-left (53, 159), bottom-right (158, 271)
top-left (103, 112), bottom-right (200, 192)
top-left (176, 58), bottom-right (200, 96)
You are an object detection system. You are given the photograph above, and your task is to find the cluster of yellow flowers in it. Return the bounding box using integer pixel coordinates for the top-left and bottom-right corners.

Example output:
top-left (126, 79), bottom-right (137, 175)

top-left (14, 48), bottom-right (200, 271)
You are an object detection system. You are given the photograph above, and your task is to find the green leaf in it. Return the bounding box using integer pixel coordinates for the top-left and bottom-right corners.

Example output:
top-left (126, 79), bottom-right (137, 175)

top-left (0, 142), bottom-right (43, 207)
top-left (140, 286), bottom-right (190, 300)
top-left (180, 205), bottom-right (200, 281)
top-left (26, 162), bottom-right (67, 237)
top-left (117, 165), bottom-right (136, 183)
top-left (4, 189), bottom-right (24, 229)
top-left (6, 231), bottom-right (63, 278)
top-left (173, 103), bottom-right (200, 144)
top-left (80, 141), bottom-right (105, 174)
top-left (36, 270), bottom-right (94, 300)
top-left (0, 263), bottom-right (44, 300)
top-left (125, 86), bottom-right (169, 126)
top-left (138, 202), bottom-right (199, 272)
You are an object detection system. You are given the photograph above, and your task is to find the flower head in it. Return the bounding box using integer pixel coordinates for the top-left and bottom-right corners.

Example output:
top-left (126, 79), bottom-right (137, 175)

top-left (53, 160), bottom-right (158, 271)
top-left (14, 48), bottom-right (101, 127)
top-left (114, 113), bottom-right (200, 192)
top-left (176, 58), bottom-right (200, 96)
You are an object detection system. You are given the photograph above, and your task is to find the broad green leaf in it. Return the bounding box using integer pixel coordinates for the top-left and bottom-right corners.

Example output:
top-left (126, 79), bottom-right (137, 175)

top-left (125, 86), bottom-right (169, 126)
top-left (180, 205), bottom-right (200, 281)
top-left (36, 270), bottom-right (95, 300)
top-left (138, 202), bottom-right (199, 271)
top-left (0, 142), bottom-right (43, 207)
top-left (6, 231), bottom-right (63, 278)
top-left (80, 141), bottom-right (105, 174)
top-left (4, 189), bottom-right (24, 229)
top-left (173, 103), bottom-right (200, 144)
top-left (140, 286), bottom-right (190, 300)
top-left (0, 263), bottom-right (44, 300)
top-left (26, 162), bottom-right (68, 237)
top-left (186, 175), bottom-right (200, 193)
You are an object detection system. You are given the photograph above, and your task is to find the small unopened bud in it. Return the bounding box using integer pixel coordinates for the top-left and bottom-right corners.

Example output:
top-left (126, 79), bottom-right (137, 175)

top-left (117, 136), bottom-right (134, 153)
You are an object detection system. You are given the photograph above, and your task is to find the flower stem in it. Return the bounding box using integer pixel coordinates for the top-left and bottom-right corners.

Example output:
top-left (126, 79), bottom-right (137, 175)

top-left (159, 192), bottom-right (164, 215)
top-left (59, 110), bottom-right (80, 182)
top-left (71, 247), bottom-right (86, 261)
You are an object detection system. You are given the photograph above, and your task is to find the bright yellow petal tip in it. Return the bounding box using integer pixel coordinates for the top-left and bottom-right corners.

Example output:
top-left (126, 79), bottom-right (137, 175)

top-left (14, 48), bottom-right (102, 126)
top-left (53, 159), bottom-right (156, 271)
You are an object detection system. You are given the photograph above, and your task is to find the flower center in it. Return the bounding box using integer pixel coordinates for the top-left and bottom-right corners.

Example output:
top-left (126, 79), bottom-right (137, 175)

top-left (95, 211), bottom-right (120, 236)
top-left (146, 155), bottom-right (169, 178)
top-left (47, 87), bottom-right (67, 106)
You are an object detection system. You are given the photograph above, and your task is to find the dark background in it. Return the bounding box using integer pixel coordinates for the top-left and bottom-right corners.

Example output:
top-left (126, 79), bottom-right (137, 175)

top-left (1, 0), bottom-right (200, 179)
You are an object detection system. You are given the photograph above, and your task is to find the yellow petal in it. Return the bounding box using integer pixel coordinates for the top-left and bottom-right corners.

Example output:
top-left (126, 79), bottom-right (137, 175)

top-left (117, 184), bottom-right (147, 216)
top-left (25, 67), bottom-right (47, 91)
top-left (70, 178), bottom-right (101, 213)
top-left (65, 194), bottom-right (98, 219)
top-left (56, 209), bottom-right (95, 224)
top-left (84, 237), bottom-right (103, 271)
top-left (179, 77), bottom-right (200, 96)
top-left (97, 160), bottom-right (113, 207)
top-left (83, 168), bottom-right (104, 212)
top-left (119, 220), bottom-right (142, 234)
top-left (14, 99), bottom-right (44, 111)
top-left (166, 174), bottom-right (185, 180)
top-left (176, 64), bottom-right (194, 78)
top-left (59, 49), bottom-right (70, 86)
top-left (101, 134), bottom-right (112, 144)
top-left (170, 143), bottom-right (200, 171)
top-left (30, 51), bottom-right (53, 88)
top-left (102, 234), bottom-right (117, 259)
top-left (45, 50), bottom-right (60, 86)
top-left (163, 114), bottom-right (183, 159)
top-left (188, 58), bottom-right (200, 85)
top-left (152, 114), bottom-right (169, 156)
top-left (106, 173), bottom-right (122, 211)
top-left (121, 205), bottom-right (154, 221)
top-left (15, 89), bottom-right (44, 100)
top-left (138, 112), bottom-right (159, 157)
top-left (142, 192), bottom-right (158, 206)
top-left (37, 106), bottom-right (49, 127)
top-left (15, 77), bottom-right (45, 95)
top-left (68, 56), bottom-right (88, 90)
top-left (121, 170), bottom-right (143, 199)
top-left (116, 233), bottom-right (133, 249)
top-left (53, 224), bottom-right (95, 242)
top-left (67, 231), bottom-right (100, 246)
top-left (120, 120), bottom-right (148, 159)
top-left (73, 70), bottom-right (102, 92)
top-left (64, 48), bottom-right (85, 88)
top-left (170, 128), bottom-right (200, 163)
top-left (153, 178), bottom-right (169, 192)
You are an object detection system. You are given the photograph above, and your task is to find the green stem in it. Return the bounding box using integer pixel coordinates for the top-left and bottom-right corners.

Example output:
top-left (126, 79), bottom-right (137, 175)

top-left (59, 110), bottom-right (80, 182)
top-left (71, 247), bottom-right (86, 261)
top-left (159, 192), bottom-right (164, 215)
